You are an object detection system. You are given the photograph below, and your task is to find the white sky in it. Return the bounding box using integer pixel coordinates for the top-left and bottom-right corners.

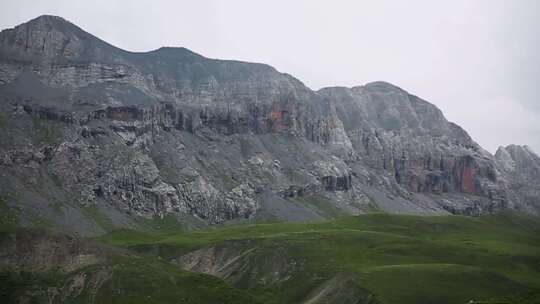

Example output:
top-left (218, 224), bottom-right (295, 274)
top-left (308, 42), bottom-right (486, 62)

top-left (1, 0), bottom-right (539, 154)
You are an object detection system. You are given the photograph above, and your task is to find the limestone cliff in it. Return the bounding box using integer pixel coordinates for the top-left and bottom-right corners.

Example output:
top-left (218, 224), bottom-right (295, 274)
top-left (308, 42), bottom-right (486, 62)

top-left (0, 16), bottom-right (537, 234)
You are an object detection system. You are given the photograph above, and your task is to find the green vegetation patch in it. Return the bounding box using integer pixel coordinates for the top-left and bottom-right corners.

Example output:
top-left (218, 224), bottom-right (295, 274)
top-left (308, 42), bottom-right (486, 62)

top-left (94, 256), bottom-right (260, 304)
top-left (0, 271), bottom-right (65, 304)
top-left (358, 264), bottom-right (525, 304)
top-left (98, 211), bottom-right (540, 304)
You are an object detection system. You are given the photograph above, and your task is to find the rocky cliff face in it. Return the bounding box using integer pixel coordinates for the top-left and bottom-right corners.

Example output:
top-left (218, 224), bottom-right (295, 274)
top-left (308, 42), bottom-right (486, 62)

top-left (0, 16), bottom-right (538, 234)
top-left (495, 145), bottom-right (540, 214)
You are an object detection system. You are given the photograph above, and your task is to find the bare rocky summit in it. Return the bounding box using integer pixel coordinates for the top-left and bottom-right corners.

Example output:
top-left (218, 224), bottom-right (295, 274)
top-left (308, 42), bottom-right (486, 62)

top-left (0, 15), bottom-right (538, 235)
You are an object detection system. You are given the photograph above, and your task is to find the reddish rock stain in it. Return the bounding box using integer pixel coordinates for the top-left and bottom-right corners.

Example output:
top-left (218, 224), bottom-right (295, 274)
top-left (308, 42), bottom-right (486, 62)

top-left (462, 166), bottom-right (475, 193)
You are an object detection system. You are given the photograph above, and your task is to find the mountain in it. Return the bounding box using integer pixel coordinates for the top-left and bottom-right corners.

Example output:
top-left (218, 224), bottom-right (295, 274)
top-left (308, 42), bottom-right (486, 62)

top-left (496, 145), bottom-right (540, 211)
top-left (0, 15), bottom-right (539, 235)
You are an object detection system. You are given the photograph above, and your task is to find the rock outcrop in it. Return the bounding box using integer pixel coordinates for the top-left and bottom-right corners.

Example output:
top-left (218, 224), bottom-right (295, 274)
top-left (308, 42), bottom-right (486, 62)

top-left (495, 145), bottom-right (540, 214)
top-left (0, 16), bottom-right (538, 234)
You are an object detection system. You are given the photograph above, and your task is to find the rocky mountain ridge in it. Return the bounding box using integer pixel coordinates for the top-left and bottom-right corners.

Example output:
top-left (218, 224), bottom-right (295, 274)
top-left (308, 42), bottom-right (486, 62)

top-left (0, 15), bottom-right (538, 235)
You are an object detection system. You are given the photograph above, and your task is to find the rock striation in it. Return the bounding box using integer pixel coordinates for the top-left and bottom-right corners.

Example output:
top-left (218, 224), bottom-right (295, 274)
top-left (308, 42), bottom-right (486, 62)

top-left (0, 16), bottom-right (538, 234)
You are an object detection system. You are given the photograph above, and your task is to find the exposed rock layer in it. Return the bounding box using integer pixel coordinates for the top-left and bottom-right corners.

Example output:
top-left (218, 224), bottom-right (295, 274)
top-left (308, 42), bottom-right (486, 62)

top-left (0, 16), bottom-right (538, 234)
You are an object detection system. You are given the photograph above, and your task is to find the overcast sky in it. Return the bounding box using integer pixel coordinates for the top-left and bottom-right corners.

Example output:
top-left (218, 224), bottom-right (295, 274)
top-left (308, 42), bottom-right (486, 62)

top-left (1, 0), bottom-right (539, 154)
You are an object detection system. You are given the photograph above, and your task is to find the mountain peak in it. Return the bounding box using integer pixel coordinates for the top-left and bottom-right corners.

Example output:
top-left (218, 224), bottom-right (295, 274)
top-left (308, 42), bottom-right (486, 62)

top-left (363, 81), bottom-right (406, 92)
top-left (30, 14), bottom-right (69, 23)
top-left (496, 144), bottom-right (540, 173)
top-left (17, 14), bottom-right (82, 35)
top-left (0, 14), bottom-right (123, 63)
top-left (500, 144), bottom-right (538, 156)
top-left (146, 46), bottom-right (204, 60)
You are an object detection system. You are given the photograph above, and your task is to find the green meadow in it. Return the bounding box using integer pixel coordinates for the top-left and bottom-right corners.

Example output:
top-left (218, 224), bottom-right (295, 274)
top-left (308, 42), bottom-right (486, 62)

top-left (96, 211), bottom-right (540, 304)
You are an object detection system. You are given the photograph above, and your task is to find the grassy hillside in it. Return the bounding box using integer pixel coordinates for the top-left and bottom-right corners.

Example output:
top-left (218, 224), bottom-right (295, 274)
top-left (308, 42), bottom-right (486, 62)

top-left (98, 211), bottom-right (540, 304)
top-left (2, 211), bottom-right (539, 303)
top-left (0, 229), bottom-right (259, 304)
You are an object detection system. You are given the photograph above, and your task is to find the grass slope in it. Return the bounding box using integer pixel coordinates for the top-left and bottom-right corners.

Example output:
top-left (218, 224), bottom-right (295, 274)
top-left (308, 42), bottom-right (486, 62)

top-left (0, 229), bottom-right (260, 304)
top-left (98, 211), bottom-right (540, 304)
top-left (1, 259), bottom-right (260, 304)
